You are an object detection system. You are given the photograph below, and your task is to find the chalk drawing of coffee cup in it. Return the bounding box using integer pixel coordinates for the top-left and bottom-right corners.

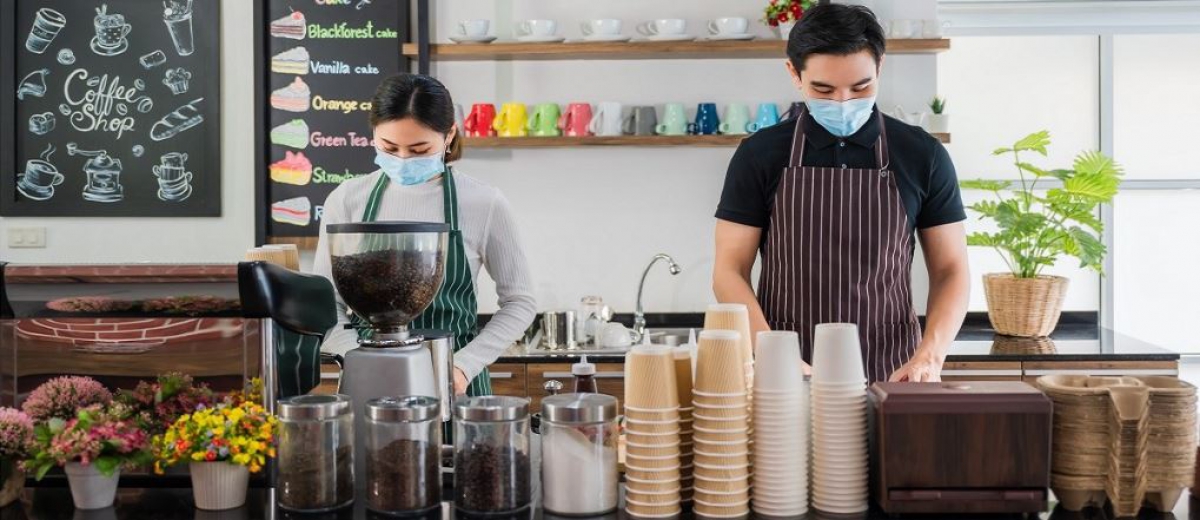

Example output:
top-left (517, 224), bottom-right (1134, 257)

top-left (91, 5), bottom-right (132, 57)
top-left (26, 8), bottom-right (66, 54)
top-left (18, 146), bottom-right (64, 202)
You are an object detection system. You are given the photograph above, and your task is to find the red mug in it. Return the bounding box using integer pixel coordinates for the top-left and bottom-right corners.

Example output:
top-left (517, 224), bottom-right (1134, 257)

top-left (464, 104), bottom-right (497, 137)
top-left (558, 103), bottom-right (593, 137)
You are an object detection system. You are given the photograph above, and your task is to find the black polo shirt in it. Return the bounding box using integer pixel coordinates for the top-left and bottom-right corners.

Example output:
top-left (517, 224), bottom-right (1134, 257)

top-left (716, 106), bottom-right (965, 235)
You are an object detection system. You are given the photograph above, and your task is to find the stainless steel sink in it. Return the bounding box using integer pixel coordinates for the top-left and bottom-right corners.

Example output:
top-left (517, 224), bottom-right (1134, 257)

top-left (644, 327), bottom-right (700, 346)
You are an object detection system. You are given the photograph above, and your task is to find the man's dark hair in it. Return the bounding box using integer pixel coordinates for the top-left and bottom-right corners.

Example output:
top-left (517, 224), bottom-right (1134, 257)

top-left (786, 4), bottom-right (886, 73)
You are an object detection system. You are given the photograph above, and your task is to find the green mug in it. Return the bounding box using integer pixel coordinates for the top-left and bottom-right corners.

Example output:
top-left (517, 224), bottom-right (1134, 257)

top-left (527, 103), bottom-right (562, 137)
top-left (719, 103), bottom-right (751, 135)
top-left (656, 103), bottom-right (689, 136)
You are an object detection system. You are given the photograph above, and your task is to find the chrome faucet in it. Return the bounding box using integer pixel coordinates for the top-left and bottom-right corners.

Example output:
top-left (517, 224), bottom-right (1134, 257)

top-left (634, 253), bottom-right (683, 340)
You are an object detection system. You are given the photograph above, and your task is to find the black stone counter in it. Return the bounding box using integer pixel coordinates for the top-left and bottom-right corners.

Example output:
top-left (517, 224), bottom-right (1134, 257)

top-left (1, 487), bottom-right (1194, 520)
top-left (499, 328), bottom-right (1180, 364)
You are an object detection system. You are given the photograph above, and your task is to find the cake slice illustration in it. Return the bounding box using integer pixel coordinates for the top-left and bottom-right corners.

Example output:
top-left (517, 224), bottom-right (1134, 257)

top-left (270, 10), bottom-right (306, 40)
top-left (270, 119), bottom-right (310, 149)
top-left (270, 151), bottom-right (313, 185)
top-left (271, 197), bottom-right (311, 227)
top-left (270, 77), bottom-right (311, 113)
top-left (271, 46), bottom-right (309, 75)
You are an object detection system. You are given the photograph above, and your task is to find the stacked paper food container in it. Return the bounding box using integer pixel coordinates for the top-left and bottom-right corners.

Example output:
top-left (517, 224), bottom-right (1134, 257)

top-left (751, 331), bottom-right (810, 517)
top-left (809, 323), bottom-right (870, 514)
top-left (691, 329), bottom-right (753, 518)
top-left (623, 345), bottom-right (683, 518)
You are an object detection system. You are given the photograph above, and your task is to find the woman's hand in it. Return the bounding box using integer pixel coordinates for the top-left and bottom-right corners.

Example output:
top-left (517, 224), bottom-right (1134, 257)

top-left (889, 348), bottom-right (944, 383)
top-left (453, 367), bottom-right (469, 395)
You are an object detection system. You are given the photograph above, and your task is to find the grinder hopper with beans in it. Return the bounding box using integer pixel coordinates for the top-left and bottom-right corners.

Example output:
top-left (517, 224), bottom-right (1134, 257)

top-left (326, 221), bottom-right (456, 472)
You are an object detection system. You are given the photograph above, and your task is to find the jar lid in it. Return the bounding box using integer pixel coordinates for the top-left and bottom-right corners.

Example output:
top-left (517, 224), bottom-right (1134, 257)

top-left (542, 393), bottom-right (618, 424)
top-left (278, 394), bottom-right (352, 420)
top-left (454, 395), bottom-right (530, 422)
top-left (366, 396), bottom-right (440, 422)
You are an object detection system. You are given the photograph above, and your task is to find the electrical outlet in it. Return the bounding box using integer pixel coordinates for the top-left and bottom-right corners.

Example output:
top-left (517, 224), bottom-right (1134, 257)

top-left (7, 227), bottom-right (46, 248)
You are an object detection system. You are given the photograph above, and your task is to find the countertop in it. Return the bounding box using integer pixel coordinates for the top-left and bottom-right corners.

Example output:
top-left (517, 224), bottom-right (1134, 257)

top-left (2, 487), bottom-right (1194, 520)
top-left (499, 327), bottom-right (1180, 364)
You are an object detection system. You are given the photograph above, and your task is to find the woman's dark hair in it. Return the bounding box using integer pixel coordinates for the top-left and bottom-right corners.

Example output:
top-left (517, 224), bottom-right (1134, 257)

top-left (786, 4), bottom-right (886, 74)
top-left (369, 73), bottom-right (463, 162)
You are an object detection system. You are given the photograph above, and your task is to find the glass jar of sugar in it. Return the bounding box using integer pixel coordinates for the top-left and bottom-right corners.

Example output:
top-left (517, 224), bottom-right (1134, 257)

top-left (540, 393), bottom-right (620, 515)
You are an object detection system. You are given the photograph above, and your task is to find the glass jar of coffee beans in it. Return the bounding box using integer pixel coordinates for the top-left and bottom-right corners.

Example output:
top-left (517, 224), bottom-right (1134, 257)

top-left (365, 396), bottom-right (442, 514)
top-left (453, 396), bottom-right (532, 514)
top-left (277, 394), bottom-right (355, 512)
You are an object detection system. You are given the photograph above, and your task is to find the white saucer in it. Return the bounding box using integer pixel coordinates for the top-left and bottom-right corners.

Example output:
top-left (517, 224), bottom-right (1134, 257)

top-left (448, 35), bottom-right (497, 44)
top-left (705, 33), bottom-right (756, 41)
top-left (643, 34), bottom-right (696, 42)
top-left (573, 34), bottom-right (632, 43)
top-left (515, 35), bottom-right (566, 43)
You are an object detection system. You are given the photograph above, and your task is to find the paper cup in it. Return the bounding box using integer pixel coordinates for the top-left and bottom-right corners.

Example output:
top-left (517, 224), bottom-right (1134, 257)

top-left (754, 331), bottom-right (805, 392)
top-left (626, 465), bottom-right (682, 482)
top-left (693, 406), bottom-right (751, 420)
top-left (626, 430), bottom-right (681, 445)
top-left (627, 489), bottom-right (682, 504)
top-left (625, 503), bottom-right (683, 518)
top-left (694, 499), bottom-right (751, 518)
top-left (695, 452), bottom-right (750, 468)
top-left (696, 330), bottom-right (749, 394)
top-left (627, 420), bottom-right (686, 435)
top-left (626, 345), bottom-right (681, 409)
top-left (705, 303), bottom-right (753, 362)
top-left (626, 406), bottom-right (681, 420)
top-left (694, 487), bottom-right (751, 504)
top-left (627, 453), bottom-right (683, 469)
top-left (810, 323), bottom-right (866, 384)
top-left (627, 442), bottom-right (682, 458)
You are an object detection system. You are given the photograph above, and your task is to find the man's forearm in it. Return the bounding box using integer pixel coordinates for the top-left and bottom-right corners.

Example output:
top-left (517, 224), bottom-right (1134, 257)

top-left (920, 266), bottom-right (970, 359)
top-left (713, 269), bottom-right (771, 341)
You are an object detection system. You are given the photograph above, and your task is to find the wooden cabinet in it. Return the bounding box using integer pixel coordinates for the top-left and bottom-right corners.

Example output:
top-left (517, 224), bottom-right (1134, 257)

top-left (940, 361), bottom-right (1023, 382)
top-left (488, 363), bottom-right (528, 398)
top-left (312, 362), bottom-right (340, 395)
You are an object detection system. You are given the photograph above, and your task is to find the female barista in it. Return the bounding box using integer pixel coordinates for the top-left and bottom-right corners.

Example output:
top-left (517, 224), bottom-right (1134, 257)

top-left (314, 73), bottom-right (537, 397)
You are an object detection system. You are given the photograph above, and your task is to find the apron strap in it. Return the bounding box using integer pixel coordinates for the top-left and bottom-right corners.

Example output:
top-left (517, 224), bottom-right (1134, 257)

top-left (361, 171), bottom-right (390, 222)
top-left (876, 111), bottom-right (890, 171)
top-left (788, 106), bottom-right (808, 169)
top-left (442, 168), bottom-right (459, 231)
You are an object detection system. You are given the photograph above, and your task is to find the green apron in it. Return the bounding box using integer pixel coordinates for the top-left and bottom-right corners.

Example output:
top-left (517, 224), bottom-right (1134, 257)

top-left (352, 168), bottom-right (492, 397)
top-left (273, 326), bottom-right (323, 398)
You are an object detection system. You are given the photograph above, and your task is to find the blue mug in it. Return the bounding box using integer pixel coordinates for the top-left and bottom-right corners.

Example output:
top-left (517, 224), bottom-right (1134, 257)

top-left (748, 103), bottom-right (780, 132)
top-left (690, 102), bottom-right (720, 135)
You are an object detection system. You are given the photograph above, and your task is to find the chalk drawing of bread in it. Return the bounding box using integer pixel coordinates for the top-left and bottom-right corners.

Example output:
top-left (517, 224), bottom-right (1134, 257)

top-left (151, 98), bottom-right (205, 142)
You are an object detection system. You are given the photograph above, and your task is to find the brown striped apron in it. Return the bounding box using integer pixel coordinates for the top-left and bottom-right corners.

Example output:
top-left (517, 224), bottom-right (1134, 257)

top-left (758, 107), bottom-right (921, 384)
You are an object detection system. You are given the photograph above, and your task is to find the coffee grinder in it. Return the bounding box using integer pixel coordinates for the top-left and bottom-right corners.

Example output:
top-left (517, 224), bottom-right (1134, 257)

top-left (327, 222), bottom-right (456, 470)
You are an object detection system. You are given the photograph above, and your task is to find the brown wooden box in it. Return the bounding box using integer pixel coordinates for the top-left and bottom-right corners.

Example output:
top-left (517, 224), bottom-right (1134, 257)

top-left (869, 382), bottom-right (1052, 514)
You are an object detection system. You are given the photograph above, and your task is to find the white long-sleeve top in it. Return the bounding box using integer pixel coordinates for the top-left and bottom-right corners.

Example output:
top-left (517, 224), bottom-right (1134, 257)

top-left (312, 170), bottom-right (537, 382)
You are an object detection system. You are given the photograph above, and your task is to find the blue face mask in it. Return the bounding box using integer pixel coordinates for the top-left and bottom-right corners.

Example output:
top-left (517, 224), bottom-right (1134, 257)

top-left (805, 96), bottom-right (877, 137)
top-left (375, 147), bottom-right (447, 186)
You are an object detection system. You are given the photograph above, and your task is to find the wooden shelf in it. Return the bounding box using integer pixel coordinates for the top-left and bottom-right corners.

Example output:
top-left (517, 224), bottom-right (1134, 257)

top-left (402, 38), bottom-right (950, 61)
top-left (466, 133), bottom-right (950, 148)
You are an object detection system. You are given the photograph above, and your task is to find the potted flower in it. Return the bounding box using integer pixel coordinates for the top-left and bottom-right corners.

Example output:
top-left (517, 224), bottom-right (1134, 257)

top-left (21, 375), bottom-right (113, 422)
top-left (117, 372), bottom-right (215, 436)
top-left (961, 131), bottom-right (1122, 337)
top-left (927, 96), bottom-right (948, 134)
top-left (153, 400), bottom-right (277, 510)
top-left (0, 408), bottom-right (34, 507)
top-left (763, 0), bottom-right (815, 40)
top-left (25, 404), bottom-right (151, 510)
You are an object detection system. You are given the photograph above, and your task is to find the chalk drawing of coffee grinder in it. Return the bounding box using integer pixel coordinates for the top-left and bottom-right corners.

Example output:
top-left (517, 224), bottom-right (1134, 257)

top-left (68, 143), bottom-right (125, 203)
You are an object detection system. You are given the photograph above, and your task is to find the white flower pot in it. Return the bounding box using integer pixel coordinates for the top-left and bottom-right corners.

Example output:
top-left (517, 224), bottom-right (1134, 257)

top-left (190, 462), bottom-right (250, 511)
top-left (775, 21), bottom-right (797, 40)
top-left (927, 113), bottom-right (950, 134)
top-left (65, 462), bottom-right (120, 510)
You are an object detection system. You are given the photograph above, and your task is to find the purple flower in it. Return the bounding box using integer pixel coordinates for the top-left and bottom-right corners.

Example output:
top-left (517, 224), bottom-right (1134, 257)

top-left (22, 376), bottom-right (113, 421)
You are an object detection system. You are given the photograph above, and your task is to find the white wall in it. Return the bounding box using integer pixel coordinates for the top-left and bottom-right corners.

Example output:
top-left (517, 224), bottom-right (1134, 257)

top-left (2, 0), bottom-right (958, 317)
top-left (0, 0), bottom-right (257, 264)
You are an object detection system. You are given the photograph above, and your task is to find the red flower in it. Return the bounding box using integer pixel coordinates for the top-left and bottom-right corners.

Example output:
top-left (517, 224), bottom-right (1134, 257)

top-left (777, 13), bottom-right (789, 23)
top-left (790, 2), bottom-right (801, 12)
top-left (205, 451), bottom-right (216, 461)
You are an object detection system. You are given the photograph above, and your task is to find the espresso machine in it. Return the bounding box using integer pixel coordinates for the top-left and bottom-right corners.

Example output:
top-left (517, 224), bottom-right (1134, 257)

top-left (327, 222), bottom-right (456, 466)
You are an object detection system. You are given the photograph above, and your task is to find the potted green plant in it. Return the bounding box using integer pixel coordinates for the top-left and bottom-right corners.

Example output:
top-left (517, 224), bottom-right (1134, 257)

top-left (763, 0), bottom-right (815, 40)
top-left (153, 399), bottom-right (277, 510)
top-left (25, 404), bottom-right (152, 510)
top-left (0, 408), bottom-right (34, 507)
top-left (961, 131), bottom-right (1122, 337)
top-left (928, 96), bottom-right (948, 134)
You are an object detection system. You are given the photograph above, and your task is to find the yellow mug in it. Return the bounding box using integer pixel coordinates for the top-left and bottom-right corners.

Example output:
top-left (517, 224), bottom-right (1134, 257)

top-left (493, 102), bottom-right (528, 137)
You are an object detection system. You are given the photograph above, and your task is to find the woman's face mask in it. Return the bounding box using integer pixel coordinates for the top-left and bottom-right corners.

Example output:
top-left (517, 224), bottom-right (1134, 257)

top-left (375, 147), bottom-right (446, 185)
top-left (372, 118), bottom-right (454, 185)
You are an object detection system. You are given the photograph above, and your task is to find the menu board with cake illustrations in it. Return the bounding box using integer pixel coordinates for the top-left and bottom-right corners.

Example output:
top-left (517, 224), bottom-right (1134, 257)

top-left (0, 0), bottom-right (221, 217)
top-left (257, 0), bottom-right (404, 243)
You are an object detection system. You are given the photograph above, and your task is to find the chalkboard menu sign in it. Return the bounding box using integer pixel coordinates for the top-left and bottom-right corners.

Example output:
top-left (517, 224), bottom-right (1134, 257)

top-left (0, 0), bottom-right (221, 217)
top-left (257, 0), bottom-right (404, 242)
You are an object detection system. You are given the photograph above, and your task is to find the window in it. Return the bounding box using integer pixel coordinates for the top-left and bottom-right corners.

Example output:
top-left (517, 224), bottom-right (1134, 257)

top-left (1113, 34), bottom-right (1200, 180)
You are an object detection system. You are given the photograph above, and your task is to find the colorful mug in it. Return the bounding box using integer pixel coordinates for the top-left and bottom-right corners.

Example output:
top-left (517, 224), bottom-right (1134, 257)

top-left (464, 103), bottom-right (497, 137)
top-left (749, 103), bottom-right (780, 132)
top-left (718, 103), bottom-right (751, 135)
top-left (691, 102), bottom-right (720, 135)
top-left (656, 103), bottom-right (688, 136)
top-left (623, 106), bottom-right (658, 136)
top-left (493, 102), bottom-right (528, 137)
top-left (527, 103), bottom-right (562, 137)
top-left (588, 102), bottom-right (623, 137)
top-left (559, 103), bottom-right (593, 137)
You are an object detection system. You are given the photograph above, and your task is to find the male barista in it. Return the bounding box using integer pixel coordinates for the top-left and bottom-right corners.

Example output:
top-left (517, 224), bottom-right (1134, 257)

top-left (713, 4), bottom-right (970, 383)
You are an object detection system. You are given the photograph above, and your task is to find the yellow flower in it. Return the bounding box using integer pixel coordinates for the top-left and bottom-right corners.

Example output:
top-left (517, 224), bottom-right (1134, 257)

top-left (191, 452), bottom-right (206, 461)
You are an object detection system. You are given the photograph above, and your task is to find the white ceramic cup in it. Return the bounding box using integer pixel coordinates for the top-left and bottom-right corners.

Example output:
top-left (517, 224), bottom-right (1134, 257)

top-left (708, 17), bottom-right (749, 36)
top-left (588, 101), bottom-right (624, 136)
top-left (810, 323), bottom-right (866, 383)
top-left (515, 19), bottom-right (557, 38)
top-left (637, 19), bottom-right (687, 36)
top-left (581, 19), bottom-right (622, 37)
top-left (889, 19), bottom-right (918, 39)
top-left (458, 19), bottom-right (490, 37)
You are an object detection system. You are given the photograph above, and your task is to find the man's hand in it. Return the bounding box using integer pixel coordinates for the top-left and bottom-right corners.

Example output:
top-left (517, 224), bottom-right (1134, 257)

top-left (889, 348), bottom-right (944, 382)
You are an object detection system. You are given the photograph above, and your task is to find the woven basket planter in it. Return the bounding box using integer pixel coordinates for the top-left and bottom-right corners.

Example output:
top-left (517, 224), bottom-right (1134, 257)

top-left (983, 274), bottom-right (1069, 337)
